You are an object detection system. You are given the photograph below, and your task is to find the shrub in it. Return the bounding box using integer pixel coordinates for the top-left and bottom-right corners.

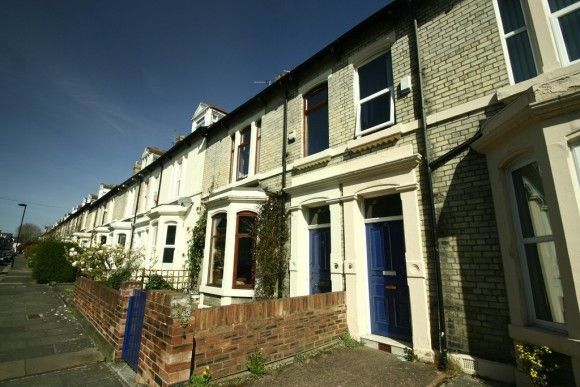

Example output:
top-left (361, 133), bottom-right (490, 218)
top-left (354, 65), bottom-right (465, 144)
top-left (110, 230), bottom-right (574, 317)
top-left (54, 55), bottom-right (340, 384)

top-left (190, 366), bottom-right (211, 387)
top-left (146, 274), bottom-right (173, 290)
top-left (31, 239), bottom-right (76, 283)
top-left (67, 245), bottom-right (142, 282)
top-left (253, 192), bottom-right (288, 299)
top-left (515, 343), bottom-right (559, 386)
top-left (106, 267), bottom-right (133, 290)
top-left (339, 331), bottom-right (362, 348)
top-left (246, 350), bottom-right (266, 376)
top-left (187, 208), bottom-right (207, 289)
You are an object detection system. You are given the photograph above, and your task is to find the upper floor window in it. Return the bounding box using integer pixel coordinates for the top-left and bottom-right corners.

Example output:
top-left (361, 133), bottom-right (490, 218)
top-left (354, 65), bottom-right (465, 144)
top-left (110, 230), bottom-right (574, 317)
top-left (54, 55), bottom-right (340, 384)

top-left (162, 224), bottom-right (177, 263)
top-left (547, 0), bottom-right (580, 65)
top-left (229, 123), bottom-right (259, 183)
top-left (175, 161), bottom-right (183, 197)
top-left (237, 127), bottom-right (251, 180)
top-left (208, 214), bottom-right (227, 286)
top-left (509, 161), bottom-right (565, 326)
top-left (495, 0), bottom-right (538, 83)
top-left (356, 52), bottom-right (394, 136)
top-left (233, 212), bottom-right (256, 288)
top-left (255, 120), bottom-right (261, 173)
top-left (304, 84), bottom-right (329, 156)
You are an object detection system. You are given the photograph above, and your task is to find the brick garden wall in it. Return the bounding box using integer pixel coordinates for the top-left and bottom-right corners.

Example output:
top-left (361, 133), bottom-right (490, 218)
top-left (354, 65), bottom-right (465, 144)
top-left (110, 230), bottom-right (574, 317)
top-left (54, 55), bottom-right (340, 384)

top-left (136, 291), bottom-right (347, 386)
top-left (73, 277), bottom-right (141, 359)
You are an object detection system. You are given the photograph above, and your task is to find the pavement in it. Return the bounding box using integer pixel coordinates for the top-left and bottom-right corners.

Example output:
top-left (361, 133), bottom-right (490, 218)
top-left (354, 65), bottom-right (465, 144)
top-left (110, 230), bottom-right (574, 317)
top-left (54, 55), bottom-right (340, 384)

top-left (0, 255), bottom-right (125, 386)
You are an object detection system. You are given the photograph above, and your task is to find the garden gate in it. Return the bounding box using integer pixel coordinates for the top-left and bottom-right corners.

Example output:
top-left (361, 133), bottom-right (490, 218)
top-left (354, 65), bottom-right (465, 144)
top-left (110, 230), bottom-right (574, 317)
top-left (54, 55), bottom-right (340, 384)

top-left (122, 289), bottom-right (146, 371)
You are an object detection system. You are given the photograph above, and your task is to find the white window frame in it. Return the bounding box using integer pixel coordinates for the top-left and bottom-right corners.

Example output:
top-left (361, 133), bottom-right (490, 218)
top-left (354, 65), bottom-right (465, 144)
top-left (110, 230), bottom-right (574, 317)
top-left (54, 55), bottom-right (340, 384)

top-left (354, 52), bottom-right (395, 137)
top-left (545, 0), bottom-right (580, 66)
top-left (492, 0), bottom-right (539, 84)
top-left (174, 160), bottom-right (182, 197)
top-left (229, 121), bottom-right (258, 183)
top-left (506, 157), bottom-right (566, 332)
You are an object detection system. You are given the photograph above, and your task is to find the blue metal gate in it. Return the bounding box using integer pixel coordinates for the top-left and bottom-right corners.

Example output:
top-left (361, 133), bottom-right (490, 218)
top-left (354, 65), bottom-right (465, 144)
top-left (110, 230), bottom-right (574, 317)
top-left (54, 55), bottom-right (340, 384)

top-left (122, 289), bottom-right (146, 372)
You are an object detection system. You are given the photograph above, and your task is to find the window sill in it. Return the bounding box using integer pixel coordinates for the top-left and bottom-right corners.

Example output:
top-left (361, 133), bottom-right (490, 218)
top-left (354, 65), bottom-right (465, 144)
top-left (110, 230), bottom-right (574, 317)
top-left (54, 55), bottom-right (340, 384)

top-left (292, 148), bottom-right (338, 171)
top-left (200, 284), bottom-right (254, 298)
top-left (508, 324), bottom-right (576, 356)
top-left (347, 123), bottom-right (403, 153)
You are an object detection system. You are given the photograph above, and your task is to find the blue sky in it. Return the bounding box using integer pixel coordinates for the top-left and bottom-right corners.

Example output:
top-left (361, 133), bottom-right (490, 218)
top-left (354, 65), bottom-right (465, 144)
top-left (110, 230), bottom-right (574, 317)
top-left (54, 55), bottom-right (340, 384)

top-left (0, 0), bottom-right (386, 234)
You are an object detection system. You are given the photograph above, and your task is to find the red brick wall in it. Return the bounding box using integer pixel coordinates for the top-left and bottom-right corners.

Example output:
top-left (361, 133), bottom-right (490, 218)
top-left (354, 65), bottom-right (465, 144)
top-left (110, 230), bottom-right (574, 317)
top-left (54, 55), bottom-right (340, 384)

top-left (73, 277), bottom-right (141, 359)
top-left (136, 291), bottom-right (347, 386)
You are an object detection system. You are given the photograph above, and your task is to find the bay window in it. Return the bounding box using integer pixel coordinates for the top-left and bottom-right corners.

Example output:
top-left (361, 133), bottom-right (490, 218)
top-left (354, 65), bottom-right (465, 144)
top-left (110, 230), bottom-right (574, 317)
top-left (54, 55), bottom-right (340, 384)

top-left (356, 51), bottom-right (394, 136)
top-left (510, 161), bottom-right (565, 326)
top-left (233, 212), bottom-right (256, 288)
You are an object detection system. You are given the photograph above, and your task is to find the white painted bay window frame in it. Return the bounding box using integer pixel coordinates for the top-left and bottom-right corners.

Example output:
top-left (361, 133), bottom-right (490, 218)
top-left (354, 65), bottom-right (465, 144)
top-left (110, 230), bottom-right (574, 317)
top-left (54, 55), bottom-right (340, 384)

top-left (506, 158), bottom-right (566, 332)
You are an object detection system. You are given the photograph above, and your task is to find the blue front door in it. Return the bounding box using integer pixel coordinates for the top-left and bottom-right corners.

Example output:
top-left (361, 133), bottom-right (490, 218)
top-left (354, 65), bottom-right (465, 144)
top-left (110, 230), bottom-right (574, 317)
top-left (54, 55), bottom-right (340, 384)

top-left (310, 227), bottom-right (331, 294)
top-left (366, 220), bottom-right (411, 341)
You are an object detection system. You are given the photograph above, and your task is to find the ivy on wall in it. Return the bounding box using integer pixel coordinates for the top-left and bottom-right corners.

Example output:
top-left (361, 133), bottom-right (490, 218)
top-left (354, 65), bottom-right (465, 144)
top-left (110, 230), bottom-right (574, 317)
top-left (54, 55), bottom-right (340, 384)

top-left (253, 191), bottom-right (288, 299)
top-left (187, 207), bottom-right (207, 289)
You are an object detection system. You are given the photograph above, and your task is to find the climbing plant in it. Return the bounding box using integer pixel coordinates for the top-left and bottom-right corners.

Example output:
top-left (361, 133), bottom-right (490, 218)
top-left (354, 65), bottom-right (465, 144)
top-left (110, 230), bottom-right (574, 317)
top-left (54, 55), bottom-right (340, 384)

top-left (253, 191), bottom-right (288, 299)
top-left (187, 207), bottom-right (207, 289)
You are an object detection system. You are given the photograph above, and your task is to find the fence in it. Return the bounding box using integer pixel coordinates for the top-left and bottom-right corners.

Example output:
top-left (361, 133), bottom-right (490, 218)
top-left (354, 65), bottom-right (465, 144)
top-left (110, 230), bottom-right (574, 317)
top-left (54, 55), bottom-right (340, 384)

top-left (132, 268), bottom-right (193, 290)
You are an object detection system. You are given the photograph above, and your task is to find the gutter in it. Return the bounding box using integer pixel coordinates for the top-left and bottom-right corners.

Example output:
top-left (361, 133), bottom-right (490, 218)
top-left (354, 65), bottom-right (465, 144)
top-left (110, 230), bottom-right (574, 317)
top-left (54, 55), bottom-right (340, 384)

top-left (412, 15), bottom-right (448, 369)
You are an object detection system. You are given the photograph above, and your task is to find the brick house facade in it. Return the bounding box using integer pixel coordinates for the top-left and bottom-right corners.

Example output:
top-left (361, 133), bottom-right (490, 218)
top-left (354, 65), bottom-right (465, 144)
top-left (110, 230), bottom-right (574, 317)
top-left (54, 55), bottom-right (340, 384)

top-left (49, 0), bottom-right (580, 383)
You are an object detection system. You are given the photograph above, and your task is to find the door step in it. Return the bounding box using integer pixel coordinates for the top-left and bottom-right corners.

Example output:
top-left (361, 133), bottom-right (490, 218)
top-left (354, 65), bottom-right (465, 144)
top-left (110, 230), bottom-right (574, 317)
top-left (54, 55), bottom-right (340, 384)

top-left (360, 334), bottom-right (411, 357)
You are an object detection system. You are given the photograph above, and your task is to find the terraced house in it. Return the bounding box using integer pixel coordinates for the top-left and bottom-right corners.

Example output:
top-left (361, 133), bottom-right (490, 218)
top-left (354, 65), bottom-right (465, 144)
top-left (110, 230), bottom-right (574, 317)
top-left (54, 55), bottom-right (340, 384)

top-left (49, 0), bottom-right (580, 384)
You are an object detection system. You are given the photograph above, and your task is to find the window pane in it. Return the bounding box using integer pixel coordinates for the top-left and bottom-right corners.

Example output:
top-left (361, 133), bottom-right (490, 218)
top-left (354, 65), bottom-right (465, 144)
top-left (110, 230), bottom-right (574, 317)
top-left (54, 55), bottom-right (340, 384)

top-left (524, 242), bottom-right (565, 323)
top-left (209, 215), bottom-right (227, 286)
top-left (235, 236), bottom-right (254, 286)
top-left (497, 0), bottom-right (526, 33)
top-left (512, 162), bottom-right (553, 238)
top-left (548, 0), bottom-right (578, 12)
top-left (240, 128), bottom-right (251, 144)
top-left (118, 234), bottom-right (126, 246)
top-left (365, 195), bottom-right (402, 218)
top-left (308, 206), bottom-right (330, 225)
top-left (238, 144), bottom-right (250, 178)
top-left (238, 215), bottom-right (255, 234)
top-left (165, 225), bottom-right (176, 245)
top-left (559, 9), bottom-right (580, 61)
top-left (306, 105), bottom-right (329, 155)
top-left (358, 52), bottom-right (392, 99)
top-left (306, 86), bottom-right (328, 108)
top-left (506, 31), bottom-right (537, 83)
top-left (360, 92), bottom-right (391, 130)
top-left (162, 247), bottom-right (175, 263)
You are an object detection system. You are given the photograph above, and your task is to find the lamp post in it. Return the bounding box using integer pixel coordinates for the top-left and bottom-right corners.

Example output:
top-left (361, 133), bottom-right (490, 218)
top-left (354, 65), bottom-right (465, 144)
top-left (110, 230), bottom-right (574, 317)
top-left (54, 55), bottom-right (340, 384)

top-left (13, 203), bottom-right (27, 267)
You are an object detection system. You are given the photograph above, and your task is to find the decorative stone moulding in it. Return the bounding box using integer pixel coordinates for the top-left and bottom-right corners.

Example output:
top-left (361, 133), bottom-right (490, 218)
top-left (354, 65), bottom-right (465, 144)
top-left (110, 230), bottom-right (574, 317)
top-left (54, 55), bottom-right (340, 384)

top-left (346, 124), bottom-right (403, 154)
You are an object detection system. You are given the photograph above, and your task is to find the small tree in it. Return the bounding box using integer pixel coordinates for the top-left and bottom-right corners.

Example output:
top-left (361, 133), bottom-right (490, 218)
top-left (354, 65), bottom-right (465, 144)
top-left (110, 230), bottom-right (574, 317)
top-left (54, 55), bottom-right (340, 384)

top-left (16, 223), bottom-right (41, 244)
top-left (187, 208), bottom-right (207, 289)
top-left (253, 192), bottom-right (288, 299)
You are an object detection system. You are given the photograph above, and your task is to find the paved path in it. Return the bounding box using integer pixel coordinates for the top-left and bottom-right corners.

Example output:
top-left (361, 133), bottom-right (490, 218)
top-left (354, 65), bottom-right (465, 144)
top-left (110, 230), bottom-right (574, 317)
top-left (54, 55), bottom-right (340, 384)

top-left (0, 256), bottom-right (124, 386)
